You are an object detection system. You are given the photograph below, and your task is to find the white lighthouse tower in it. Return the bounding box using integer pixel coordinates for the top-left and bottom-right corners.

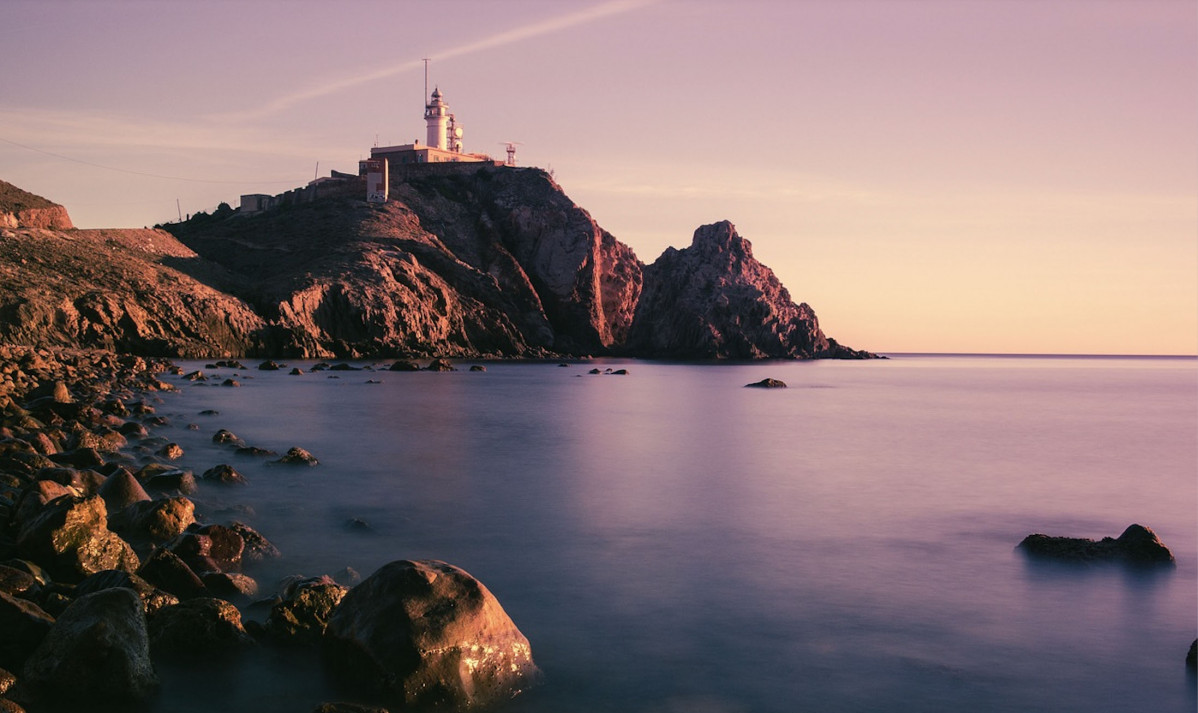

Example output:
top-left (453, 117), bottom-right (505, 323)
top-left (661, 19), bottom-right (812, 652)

top-left (425, 87), bottom-right (450, 150)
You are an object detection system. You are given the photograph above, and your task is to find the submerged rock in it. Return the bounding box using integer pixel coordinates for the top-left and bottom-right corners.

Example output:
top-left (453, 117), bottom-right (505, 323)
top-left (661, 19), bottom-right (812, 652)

top-left (1018, 524), bottom-right (1175, 566)
top-left (322, 559), bottom-right (540, 710)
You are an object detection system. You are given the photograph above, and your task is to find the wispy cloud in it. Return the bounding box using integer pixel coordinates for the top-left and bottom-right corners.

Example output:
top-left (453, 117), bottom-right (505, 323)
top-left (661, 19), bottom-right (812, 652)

top-left (0, 108), bottom-right (326, 158)
top-left (209, 0), bottom-right (656, 124)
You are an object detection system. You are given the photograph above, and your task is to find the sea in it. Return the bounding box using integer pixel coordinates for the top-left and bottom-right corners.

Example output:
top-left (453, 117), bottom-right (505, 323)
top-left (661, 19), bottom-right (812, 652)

top-left (142, 354), bottom-right (1197, 713)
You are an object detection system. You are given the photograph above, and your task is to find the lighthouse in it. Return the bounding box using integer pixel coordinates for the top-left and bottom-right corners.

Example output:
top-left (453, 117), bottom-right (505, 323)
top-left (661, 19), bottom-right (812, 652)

top-left (425, 88), bottom-right (451, 150)
top-left (369, 79), bottom-right (496, 170)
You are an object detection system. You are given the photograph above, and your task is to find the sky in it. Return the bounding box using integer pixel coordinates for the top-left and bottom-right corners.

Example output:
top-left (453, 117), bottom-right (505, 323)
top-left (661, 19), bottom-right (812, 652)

top-left (2, 0), bottom-right (1195, 355)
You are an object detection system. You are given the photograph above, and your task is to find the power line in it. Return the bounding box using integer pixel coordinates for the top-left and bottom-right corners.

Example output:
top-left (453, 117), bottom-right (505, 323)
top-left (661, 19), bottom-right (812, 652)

top-left (0, 136), bottom-right (302, 185)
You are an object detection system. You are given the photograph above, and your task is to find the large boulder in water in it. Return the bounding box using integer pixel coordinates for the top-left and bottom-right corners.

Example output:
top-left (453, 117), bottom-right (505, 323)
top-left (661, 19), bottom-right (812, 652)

top-left (21, 587), bottom-right (158, 704)
top-left (1018, 524), bottom-right (1175, 566)
top-left (322, 559), bottom-right (540, 709)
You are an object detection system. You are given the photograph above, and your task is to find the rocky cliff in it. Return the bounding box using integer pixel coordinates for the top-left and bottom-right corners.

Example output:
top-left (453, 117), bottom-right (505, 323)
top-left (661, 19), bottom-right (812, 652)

top-left (0, 171), bottom-right (871, 359)
top-left (626, 221), bottom-right (868, 359)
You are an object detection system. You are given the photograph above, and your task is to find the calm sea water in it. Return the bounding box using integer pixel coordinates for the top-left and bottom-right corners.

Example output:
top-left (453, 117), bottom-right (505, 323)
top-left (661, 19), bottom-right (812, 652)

top-left (146, 355), bottom-right (1197, 713)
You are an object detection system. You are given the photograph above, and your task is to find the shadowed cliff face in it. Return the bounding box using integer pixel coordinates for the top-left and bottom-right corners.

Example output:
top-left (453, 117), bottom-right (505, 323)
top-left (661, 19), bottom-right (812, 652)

top-left (0, 172), bottom-right (871, 359)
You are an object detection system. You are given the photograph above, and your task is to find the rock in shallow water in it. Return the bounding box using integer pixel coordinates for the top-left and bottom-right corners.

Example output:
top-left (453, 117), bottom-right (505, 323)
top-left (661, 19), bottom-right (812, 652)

top-left (745, 378), bottom-right (787, 389)
top-left (1018, 524), bottom-right (1175, 566)
top-left (275, 447), bottom-right (318, 466)
top-left (322, 559), bottom-right (540, 710)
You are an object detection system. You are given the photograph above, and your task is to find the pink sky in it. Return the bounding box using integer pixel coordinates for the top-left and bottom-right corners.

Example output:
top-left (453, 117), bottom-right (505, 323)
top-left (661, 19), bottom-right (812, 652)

top-left (2, 0), bottom-right (1194, 355)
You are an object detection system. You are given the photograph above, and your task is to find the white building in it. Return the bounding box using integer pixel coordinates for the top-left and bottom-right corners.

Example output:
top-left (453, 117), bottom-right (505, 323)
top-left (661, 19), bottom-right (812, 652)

top-left (370, 86), bottom-right (492, 167)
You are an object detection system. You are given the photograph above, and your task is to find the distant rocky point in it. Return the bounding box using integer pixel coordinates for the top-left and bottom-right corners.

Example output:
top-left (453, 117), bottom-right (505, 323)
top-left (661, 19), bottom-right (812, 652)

top-left (0, 171), bottom-right (876, 360)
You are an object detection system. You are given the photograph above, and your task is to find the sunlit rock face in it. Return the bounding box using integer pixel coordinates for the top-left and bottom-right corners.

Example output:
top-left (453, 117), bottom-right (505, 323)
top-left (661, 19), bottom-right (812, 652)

top-left (0, 180), bottom-right (73, 230)
top-left (626, 221), bottom-right (859, 359)
top-left (322, 559), bottom-right (540, 710)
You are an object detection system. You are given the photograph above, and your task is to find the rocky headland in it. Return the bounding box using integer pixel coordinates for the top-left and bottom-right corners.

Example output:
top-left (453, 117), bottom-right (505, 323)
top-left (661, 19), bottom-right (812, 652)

top-left (1, 172), bottom-right (873, 360)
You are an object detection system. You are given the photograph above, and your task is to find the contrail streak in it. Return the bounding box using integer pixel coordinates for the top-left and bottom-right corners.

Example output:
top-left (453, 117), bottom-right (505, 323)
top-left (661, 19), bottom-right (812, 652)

top-left (213, 0), bottom-right (655, 123)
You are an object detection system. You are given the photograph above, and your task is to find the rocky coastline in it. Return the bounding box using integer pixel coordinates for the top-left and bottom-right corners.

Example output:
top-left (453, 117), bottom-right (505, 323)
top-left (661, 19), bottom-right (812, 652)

top-left (0, 345), bottom-right (538, 712)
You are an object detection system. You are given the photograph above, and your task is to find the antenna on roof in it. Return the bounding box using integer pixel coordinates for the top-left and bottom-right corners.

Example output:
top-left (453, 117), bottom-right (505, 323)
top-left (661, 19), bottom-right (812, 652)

top-left (422, 57), bottom-right (431, 103)
top-left (499, 141), bottom-right (523, 167)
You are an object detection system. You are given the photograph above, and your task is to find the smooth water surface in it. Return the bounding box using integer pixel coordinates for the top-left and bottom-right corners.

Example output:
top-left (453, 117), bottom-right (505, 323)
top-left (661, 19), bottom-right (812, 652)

top-left (148, 355), bottom-right (1197, 713)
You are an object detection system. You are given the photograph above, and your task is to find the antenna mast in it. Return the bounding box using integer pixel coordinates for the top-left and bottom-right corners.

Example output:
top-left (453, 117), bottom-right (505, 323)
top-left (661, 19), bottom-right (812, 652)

top-left (422, 57), bottom-right (431, 103)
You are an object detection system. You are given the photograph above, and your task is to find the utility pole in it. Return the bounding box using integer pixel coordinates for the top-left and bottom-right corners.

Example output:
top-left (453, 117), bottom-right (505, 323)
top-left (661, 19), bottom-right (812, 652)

top-left (176, 198), bottom-right (182, 222)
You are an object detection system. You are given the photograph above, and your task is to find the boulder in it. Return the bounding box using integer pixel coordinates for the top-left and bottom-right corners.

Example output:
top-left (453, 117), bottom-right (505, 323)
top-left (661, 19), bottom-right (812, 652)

top-left (148, 597), bottom-right (253, 656)
top-left (74, 569), bottom-right (178, 616)
top-left (212, 428), bottom-right (243, 445)
top-left (165, 527), bottom-right (243, 575)
top-left (0, 666), bottom-right (15, 695)
top-left (15, 495), bottom-right (140, 583)
top-left (0, 591), bottom-right (54, 671)
top-left (144, 470), bottom-right (198, 496)
top-left (47, 447), bottom-right (106, 469)
top-left (322, 559), bottom-right (540, 709)
top-left (745, 378), bottom-right (787, 388)
top-left (200, 572), bottom-right (258, 600)
top-left (425, 359), bottom-right (457, 372)
top-left (96, 467), bottom-right (151, 512)
top-left (21, 588), bottom-right (158, 703)
top-left (0, 565), bottom-right (37, 598)
top-left (275, 447), bottom-right (318, 466)
top-left (201, 463), bottom-right (248, 486)
top-left (137, 548), bottom-right (206, 600)
top-left (12, 479), bottom-right (76, 529)
top-left (227, 521), bottom-right (280, 561)
top-left (110, 497), bottom-right (196, 546)
top-left (265, 575), bottom-right (347, 644)
top-left (1018, 524), bottom-right (1175, 565)
top-left (235, 446), bottom-right (276, 458)
top-left (388, 361), bottom-right (421, 372)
